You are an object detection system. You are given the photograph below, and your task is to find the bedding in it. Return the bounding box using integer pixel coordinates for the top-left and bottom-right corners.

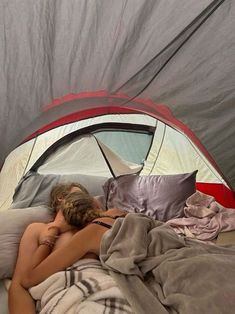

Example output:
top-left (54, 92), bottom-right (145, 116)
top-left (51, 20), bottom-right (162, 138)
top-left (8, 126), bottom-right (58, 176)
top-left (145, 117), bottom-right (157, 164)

top-left (100, 213), bottom-right (235, 314)
top-left (0, 280), bottom-right (8, 314)
top-left (103, 171), bottom-right (197, 221)
top-left (217, 230), bottom-right (235, 245)
top-left (4, 170), bottom-right (235, 313)
top-left (29, 258), bottom-right (133, 314)
top-left (167, 190), bottom-right (235, 241)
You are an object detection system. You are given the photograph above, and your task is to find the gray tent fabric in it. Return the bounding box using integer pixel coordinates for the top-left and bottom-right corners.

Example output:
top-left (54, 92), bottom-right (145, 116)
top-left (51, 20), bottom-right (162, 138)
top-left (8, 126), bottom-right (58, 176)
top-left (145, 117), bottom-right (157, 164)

top-left (0, 0), bottom-right (235, 189)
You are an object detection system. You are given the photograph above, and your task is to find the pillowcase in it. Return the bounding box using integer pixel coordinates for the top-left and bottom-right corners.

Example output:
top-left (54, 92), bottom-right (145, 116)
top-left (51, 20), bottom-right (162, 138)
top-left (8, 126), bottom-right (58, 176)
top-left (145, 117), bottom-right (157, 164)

top-left (103, 171), bottom-right (198, 221)
top-left (0, 206), bottom-right (53, 279)
top-left (10, 171), bottom-right (109, 209)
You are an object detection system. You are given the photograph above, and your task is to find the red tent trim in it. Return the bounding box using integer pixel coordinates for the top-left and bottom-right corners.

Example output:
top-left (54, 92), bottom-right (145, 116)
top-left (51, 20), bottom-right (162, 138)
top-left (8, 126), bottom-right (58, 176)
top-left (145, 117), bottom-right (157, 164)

top-left (196, 183), bottom-right (235, 208)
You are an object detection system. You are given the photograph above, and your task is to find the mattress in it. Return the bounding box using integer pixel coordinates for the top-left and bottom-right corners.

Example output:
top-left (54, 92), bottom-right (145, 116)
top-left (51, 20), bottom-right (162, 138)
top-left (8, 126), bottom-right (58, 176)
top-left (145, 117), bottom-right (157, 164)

top-left (0, 280), bottom-right (8, 314)
top-left (216, 230), bottom-right (235, 245)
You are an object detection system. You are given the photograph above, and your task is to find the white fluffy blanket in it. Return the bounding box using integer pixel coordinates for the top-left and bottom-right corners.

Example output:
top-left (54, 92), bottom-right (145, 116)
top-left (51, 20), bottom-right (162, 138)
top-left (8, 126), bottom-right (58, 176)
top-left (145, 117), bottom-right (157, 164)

top-left (29, 259), bottom-right (132, 314)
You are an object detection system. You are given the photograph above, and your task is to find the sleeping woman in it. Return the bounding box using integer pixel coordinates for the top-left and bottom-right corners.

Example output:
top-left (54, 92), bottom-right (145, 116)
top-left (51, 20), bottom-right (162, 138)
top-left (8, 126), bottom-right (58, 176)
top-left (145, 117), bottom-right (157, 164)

top-left (8, 188), bottom-right (126, 314)
top-left (8, 182), bottom-right (95, 313)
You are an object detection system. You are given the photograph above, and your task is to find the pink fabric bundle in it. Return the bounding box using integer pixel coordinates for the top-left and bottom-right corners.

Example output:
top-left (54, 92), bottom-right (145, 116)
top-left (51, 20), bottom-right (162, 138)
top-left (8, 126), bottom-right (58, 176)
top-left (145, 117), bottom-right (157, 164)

top-left (167, 191), bottom-right (235, 241)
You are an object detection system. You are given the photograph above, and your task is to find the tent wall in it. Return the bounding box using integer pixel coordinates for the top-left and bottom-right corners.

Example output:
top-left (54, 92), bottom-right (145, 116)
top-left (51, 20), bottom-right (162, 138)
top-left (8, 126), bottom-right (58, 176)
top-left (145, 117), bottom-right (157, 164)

top-left (1, 113), bottom-right (233, 212)
top-left (0, 0), bottom-right (234, 193)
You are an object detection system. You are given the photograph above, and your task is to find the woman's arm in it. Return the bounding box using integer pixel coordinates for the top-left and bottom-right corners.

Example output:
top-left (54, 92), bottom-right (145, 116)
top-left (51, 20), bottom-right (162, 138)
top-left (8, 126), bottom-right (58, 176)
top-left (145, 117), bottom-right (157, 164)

top-left (9, 212), bottom-right (76, 314)
top-left (30, 210), bottom-right (78, 268)
top-left (9, 223), bottom-right (46, 314)
top-left (22, 223), bottom-right (106, 289)
top-left (8, 280), bottom-right (36, 314)
top-left (12, 223), bottom-right (60, 279)
top-left (30, 225), bottom-right (59, 268)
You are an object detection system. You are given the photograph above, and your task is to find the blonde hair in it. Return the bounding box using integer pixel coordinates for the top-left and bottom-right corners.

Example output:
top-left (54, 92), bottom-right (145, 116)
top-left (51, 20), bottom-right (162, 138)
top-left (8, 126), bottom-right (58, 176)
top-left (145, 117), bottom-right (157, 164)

top-left (50, 183), bottom-right (89, 212)
top-left (61, 191), bottom-right (101, 228)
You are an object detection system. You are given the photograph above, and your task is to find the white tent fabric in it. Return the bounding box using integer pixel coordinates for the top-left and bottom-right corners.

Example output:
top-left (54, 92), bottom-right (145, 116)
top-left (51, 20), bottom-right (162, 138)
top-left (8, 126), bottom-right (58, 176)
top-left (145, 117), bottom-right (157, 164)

top-left (0, 113), bottom-right (226, 212)
top-left (38, 135), bottom-right (142, 177)
top-left (141, 121), bottom-right (225, 185)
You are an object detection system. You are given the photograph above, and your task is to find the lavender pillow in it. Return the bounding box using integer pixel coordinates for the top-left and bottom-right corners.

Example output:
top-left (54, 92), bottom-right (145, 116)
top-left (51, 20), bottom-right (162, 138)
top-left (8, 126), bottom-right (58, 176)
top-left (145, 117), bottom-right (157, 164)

top-left (103, 171), bottom-right (197, 221)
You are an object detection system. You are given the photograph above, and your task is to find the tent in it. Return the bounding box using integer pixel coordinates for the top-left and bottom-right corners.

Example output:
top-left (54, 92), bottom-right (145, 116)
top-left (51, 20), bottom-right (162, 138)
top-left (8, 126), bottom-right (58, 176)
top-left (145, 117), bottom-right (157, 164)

top-left (0, 0), bottom-right (235, 210)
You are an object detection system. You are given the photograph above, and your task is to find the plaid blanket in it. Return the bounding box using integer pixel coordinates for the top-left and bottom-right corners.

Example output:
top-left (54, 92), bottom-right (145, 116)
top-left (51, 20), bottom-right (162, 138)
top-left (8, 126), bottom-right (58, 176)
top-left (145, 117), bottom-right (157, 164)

top-left (29, 258), bottom-right (133, 314)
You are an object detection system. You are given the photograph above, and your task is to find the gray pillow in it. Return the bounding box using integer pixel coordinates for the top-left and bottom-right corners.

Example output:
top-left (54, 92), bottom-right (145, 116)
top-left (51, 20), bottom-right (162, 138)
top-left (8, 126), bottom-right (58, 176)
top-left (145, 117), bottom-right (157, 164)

top-left (103, 171), bottom-right (198, 221)
top-left (0, 206), bottom-right (53, 279)
top-left (11, 171), bottom-right (108, 209)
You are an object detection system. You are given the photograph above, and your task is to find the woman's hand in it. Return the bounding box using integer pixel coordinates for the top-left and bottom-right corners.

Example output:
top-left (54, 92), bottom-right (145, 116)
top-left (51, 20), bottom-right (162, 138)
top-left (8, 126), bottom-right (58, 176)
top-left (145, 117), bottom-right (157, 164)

top-left (50, 210), bottom-right (75, 233)
top-left (38, 211), bottom-right (74, 246)
top-left (38, 223), bottom-right (59, 246)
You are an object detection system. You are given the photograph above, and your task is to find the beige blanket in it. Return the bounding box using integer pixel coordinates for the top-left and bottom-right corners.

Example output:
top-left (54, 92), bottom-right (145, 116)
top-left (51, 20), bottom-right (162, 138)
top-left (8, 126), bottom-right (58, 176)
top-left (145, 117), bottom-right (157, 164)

top-left (100, 213), bottom-right (235, 314)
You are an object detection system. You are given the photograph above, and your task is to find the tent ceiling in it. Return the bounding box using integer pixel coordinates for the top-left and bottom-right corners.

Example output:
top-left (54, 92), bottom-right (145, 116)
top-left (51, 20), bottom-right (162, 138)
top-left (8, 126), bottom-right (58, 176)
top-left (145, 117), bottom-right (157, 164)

top-left (0, 0), bottom-right (234, 189)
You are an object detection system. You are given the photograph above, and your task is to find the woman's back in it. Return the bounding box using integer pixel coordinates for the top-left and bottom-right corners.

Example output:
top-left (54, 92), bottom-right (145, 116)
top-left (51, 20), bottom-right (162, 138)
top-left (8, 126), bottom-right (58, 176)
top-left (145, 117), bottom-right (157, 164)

top-left (91, 208), bottom-right (127, 229)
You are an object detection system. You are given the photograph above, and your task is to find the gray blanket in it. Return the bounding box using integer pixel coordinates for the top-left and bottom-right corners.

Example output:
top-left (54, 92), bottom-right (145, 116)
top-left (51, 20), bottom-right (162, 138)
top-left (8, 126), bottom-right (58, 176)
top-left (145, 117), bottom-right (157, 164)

top-left (100, 213), bottom-right (235, 314)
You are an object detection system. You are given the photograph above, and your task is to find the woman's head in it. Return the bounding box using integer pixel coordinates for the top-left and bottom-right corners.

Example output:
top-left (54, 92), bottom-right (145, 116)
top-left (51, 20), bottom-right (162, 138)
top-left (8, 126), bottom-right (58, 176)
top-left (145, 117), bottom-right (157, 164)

top-left (50, 183), bottom-right (89, 212)
top-left (61, 191), bottom-right (101, 228)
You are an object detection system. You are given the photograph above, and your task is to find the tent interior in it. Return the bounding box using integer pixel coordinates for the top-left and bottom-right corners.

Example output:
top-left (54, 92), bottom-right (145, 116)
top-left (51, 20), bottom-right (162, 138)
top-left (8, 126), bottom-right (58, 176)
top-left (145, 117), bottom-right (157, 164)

top-left (0, 111), bottom-right (233, 211)
top-left (0, 0), bottom-right (235, 313)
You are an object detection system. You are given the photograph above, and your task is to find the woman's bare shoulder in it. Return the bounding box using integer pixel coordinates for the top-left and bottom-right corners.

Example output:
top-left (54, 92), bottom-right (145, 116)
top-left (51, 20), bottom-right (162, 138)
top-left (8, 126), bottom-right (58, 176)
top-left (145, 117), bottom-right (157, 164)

top-left (105, 207), bottom-right (127, 217)
top-left (24, 222), bottom-right (47, 235)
